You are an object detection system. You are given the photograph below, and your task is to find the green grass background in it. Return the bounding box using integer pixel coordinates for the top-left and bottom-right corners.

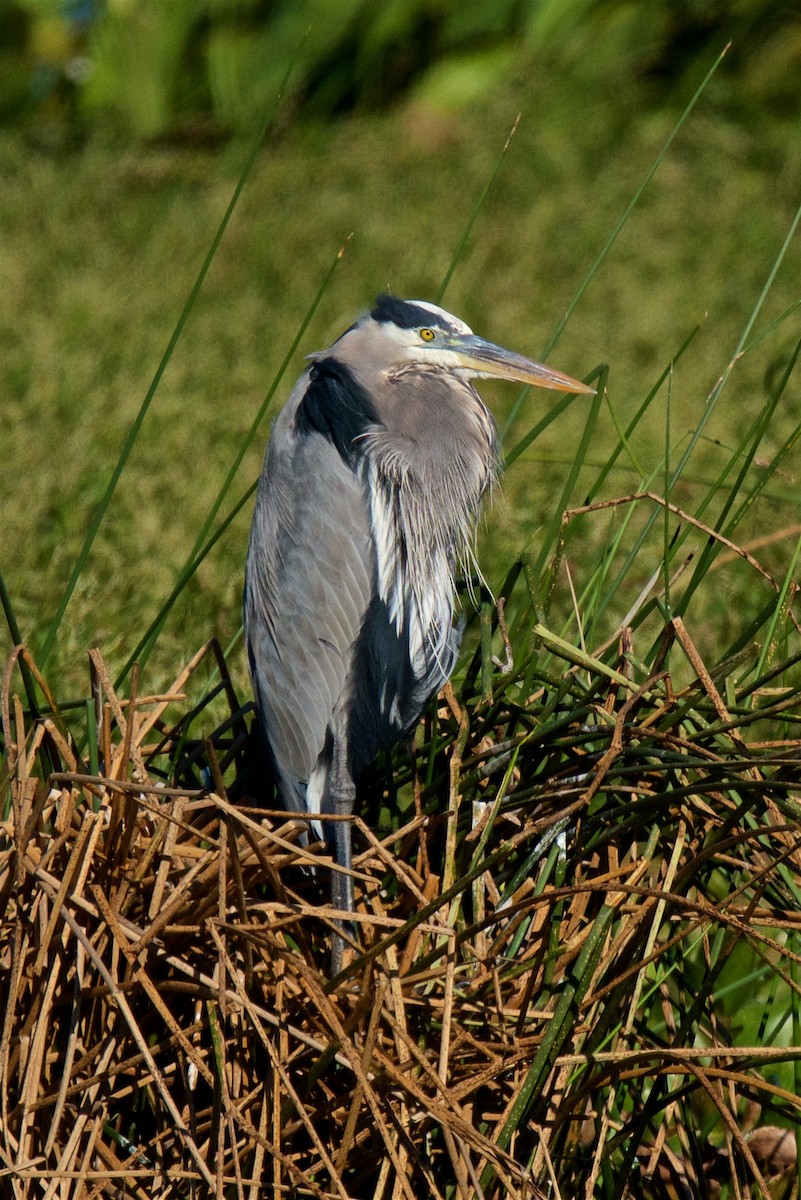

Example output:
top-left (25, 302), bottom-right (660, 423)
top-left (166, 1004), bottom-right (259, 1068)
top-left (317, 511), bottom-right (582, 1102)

top-left (2, 41), bottom-right (800, 703)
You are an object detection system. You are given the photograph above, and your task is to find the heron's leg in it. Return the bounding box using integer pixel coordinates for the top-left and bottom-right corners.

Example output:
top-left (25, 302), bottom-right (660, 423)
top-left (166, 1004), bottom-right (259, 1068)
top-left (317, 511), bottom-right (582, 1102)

top-left (328, 737), bottom-right (356, 976)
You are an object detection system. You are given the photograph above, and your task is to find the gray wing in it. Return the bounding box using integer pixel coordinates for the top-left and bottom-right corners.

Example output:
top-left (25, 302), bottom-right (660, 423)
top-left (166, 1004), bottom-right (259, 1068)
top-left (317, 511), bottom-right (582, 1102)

top-left (244, 370), bottom-right (373, 813)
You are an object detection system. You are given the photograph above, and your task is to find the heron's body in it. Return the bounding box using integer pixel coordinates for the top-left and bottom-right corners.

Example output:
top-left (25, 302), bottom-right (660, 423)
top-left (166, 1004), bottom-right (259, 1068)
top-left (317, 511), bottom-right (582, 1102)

top-left (244, 295), bottom-right (592, 972)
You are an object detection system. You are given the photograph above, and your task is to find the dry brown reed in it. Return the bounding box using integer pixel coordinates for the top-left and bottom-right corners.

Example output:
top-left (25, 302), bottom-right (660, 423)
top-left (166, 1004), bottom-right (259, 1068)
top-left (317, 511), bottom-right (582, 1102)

top-left (1, 624), bottom-right (801, 1198)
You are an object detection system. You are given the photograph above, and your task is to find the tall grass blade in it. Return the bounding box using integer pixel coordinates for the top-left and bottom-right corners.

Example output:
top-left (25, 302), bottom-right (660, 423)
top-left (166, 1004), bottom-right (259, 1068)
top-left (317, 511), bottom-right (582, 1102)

top-left (504, 370), bottom-right (603, 469)
top-left (587, 322), bottom-right (702, 503)
top-left (490, 904), bottom-right (616, 1162)
top-left (0, 570), bottom-right (22, 651)
top-left (436, 114), bottom-right (521, 304)
top-left (39, 52), bottom-right (303, 671)
top-left (753, 528), bottom-right (801, 679)
top-left (675, 336), bottom-right (801, 615)
top-left (0, 572), bottom-right (39, 713)
top-left (115, 240), bottom-right (349, 687)
top-left (530, 370), bottom-right (605, 597)
top-left (115, 483), bottom-right (257, 690)
top-left (663, 364), bottom-right (673, 615)
top-left (665, 192), bottom-right (801, 599)
top-left (590, 296), bottom-right (801, 656)
top-left (502, 44), bottom-right (730, 439)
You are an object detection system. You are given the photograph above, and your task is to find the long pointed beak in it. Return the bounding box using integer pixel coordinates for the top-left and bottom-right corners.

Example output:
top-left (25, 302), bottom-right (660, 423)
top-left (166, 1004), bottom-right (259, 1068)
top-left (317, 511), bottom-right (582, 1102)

top-left (452, 335), bottom-right (595, 394)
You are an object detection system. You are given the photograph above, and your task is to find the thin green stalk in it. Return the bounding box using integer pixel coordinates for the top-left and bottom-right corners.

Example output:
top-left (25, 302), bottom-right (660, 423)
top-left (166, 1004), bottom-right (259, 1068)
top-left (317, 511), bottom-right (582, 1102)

top-left (506, 323), bottom-right (699, 649)
top-left (740, 296), bottom-right (801, 357)
top-left (0, 570), bottom-right (39, 713)
top-left (531, 371), bottom-right (606, 593)
top-left (675, 336), bottom-right (801, 616)
top-left (115, 239), bottom-right (349, 686)
top-left (186, 237), bottom-right (352, 572)
top-left (576, 500), bottom-right (642, 648)
top-left (593, 321), bottom-right (801, 656)
top-left (663, 364), bottom-right (673, 617)
top-left (504, 368), bottom-right (603, 470)
top-left (39, 51), bottom-right (302, 671)
top-left (436, 113), bottom-right (521, 304)
top-left (489, 903), bottom-right (616, 1164)
top-left (502, 45), bottom-right (729, 439)
top-left (668, 192), bottom-right (801, 616)
top-left (753, 528), bottom-right (801, 681)
top-left (114, 482), bottom-right (257, 691)
top-left (585, 322), bottom-right (701, 504)
top-left (0, 569), bottom-right (23, 649)
top-left (792, 952), bottom-right (801, 1175)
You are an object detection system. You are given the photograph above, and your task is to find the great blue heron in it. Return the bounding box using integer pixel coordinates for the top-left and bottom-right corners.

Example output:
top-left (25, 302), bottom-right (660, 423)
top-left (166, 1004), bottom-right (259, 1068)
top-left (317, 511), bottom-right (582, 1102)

top-left (244, 294), bottom-right (593, 973)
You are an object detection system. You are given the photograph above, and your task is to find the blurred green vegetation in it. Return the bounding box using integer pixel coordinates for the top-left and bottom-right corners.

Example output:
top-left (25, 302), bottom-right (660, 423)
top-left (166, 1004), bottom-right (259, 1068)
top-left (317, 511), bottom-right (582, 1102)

top-left (3, 0), bottom-right (801, 138)
top-left (1, 5), bottom-right (800, 707)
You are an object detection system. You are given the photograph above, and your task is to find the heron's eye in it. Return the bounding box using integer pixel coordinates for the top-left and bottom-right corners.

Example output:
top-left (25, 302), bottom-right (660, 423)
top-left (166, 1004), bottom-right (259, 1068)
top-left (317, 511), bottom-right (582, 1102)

top-left (419, 328), bottom-right (436, 342)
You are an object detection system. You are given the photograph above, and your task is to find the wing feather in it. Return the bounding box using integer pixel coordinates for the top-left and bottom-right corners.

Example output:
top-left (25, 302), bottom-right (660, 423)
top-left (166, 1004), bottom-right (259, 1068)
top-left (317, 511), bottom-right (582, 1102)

top-left (244, 371), bottom-right (373, 808)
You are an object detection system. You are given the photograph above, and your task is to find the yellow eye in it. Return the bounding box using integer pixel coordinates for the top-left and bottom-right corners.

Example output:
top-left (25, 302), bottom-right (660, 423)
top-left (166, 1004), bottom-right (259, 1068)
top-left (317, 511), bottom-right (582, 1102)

top-left (419, 328), bottom-right (435, 342)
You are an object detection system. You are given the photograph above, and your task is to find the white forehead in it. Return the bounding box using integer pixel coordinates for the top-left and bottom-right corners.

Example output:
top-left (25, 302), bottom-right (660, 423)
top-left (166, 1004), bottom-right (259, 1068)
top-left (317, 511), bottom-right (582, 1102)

top-left (408, 300), bottom-right (473, 336)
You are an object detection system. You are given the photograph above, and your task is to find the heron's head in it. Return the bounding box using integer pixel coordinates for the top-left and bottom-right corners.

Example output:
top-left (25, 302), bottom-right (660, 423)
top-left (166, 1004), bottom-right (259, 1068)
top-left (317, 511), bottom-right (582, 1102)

top-left (321, 294), bottom-right (594, 395)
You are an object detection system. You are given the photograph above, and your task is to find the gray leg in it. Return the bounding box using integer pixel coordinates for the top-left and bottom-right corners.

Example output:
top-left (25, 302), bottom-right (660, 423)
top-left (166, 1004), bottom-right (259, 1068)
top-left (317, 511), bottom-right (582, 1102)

top-left (329, 738), bottom-right (356, 976)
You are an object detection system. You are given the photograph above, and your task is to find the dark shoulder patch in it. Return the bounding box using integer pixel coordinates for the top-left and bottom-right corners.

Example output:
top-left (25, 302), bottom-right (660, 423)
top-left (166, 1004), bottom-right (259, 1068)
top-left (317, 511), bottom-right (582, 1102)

top-left (371, 293), bottom-right (442, 330)
top-left (295, 357), bottom-right (381, 468)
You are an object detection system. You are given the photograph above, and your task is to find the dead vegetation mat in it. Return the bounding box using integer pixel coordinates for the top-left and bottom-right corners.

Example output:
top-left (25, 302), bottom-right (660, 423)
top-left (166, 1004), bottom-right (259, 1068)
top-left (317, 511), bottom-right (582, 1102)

top-left (2, 621), bottom-right (801, 1198)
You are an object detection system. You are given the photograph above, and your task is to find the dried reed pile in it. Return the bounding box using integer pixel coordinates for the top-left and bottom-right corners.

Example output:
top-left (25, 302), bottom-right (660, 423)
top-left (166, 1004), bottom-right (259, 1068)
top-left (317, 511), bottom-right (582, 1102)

top-left (2, 620), bottom-right (801, 1198)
